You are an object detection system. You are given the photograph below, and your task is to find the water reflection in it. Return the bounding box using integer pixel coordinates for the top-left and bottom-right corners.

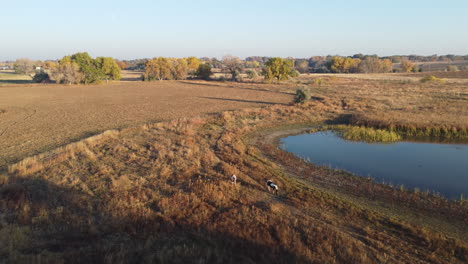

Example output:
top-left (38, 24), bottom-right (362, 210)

top-left (280, 131), bottom-right (468, 199)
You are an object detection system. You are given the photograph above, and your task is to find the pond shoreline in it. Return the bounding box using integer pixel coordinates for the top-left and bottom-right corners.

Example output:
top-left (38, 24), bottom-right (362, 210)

top-left (251, 122), bottom-right (468, 241)
top-left (279, 129), bottom-right (468, 199)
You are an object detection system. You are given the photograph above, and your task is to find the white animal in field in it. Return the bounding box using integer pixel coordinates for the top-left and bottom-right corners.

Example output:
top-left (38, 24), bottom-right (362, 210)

top-left (230, 174), bottom-right (237, 185)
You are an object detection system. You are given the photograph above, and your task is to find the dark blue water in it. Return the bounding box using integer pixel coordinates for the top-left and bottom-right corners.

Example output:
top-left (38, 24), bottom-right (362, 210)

top-left (280, 131), bottom-right (468, 199)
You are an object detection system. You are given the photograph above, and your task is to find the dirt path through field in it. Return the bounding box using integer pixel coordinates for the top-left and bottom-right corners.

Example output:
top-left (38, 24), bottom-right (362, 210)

top-left (0, 81), bottom-right (291, 168)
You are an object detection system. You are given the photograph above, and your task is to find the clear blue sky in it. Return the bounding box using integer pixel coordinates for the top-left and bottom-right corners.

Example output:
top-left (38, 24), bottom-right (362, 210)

top-left (1, 0), bottom-right (467, 60)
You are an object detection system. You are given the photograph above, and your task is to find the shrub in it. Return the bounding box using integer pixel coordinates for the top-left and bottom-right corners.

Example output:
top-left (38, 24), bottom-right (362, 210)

top-left (313, 78), bottom-right (326, 86)
top-left (216, 76), bottom-right (227, 82)
top-left (246, 70), bottom-right (258, 79)
top-left (290, 70), bottom-right (300, 78)
top-left (196, 64), bottom-right (212, 80)
top-left (420, 75), bottom-right (445, 83)
top-left (446, 65), bottom-right (459, 72)
top-left (293, 87), bottom-right (311, 104)
top-left (32, 71), bottom-right (50, 83)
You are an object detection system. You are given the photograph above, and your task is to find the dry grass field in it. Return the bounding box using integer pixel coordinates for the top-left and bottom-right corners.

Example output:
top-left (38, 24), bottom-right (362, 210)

top-left (0, 80), bottom-right (291, 169)
top-left (304, 71), bottom-right (468, 83)
top-left (0, 70), bottom-right (32, 86)
top-left (0, 72), bottom-right (467, 263)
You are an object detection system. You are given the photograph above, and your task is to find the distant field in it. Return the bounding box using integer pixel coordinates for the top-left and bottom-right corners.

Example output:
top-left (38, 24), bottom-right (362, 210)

top-left (399, 70), bottom-right (468, 79)
top-left (304, 72), bottom-right (468, 82)
top-left (0, 80), bottom-right (291, 169)
top-left (120, 70), bottom-right (143, 81)
top-left (0, 70), bottom-right (32, 85)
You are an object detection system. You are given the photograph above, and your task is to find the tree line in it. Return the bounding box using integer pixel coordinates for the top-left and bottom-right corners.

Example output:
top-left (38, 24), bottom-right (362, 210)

top-left (142, 57), bottom-right (201, 81)
top-left (12, 53), bottom-right (123, 84)
top-left (8, 52), bottom-right (468, 85)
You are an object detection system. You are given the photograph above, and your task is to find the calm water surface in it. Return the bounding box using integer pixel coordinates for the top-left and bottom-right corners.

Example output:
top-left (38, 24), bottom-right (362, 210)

top-left (280, 131), bottom-right (468, 199)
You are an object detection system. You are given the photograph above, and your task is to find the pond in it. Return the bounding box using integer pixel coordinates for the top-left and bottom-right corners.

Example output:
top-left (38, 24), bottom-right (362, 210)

top-left (280, 131), bottom-right (468, 199)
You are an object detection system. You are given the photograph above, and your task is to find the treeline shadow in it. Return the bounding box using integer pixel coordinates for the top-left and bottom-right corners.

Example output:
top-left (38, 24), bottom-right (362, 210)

top-left (0, 80), bottom-right (33, 84)
top-left (179, 81), bottom-right (293, 95)
top-left (198, 96), bottom-right (288, 106)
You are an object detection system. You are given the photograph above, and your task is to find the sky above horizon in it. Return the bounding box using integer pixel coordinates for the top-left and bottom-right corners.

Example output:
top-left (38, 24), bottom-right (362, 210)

top-left (1, 0), bottom-right (467, 61)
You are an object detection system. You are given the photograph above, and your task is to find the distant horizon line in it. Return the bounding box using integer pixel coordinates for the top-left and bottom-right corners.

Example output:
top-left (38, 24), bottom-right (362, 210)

top-left (2, 53), bottom-right (468, 62)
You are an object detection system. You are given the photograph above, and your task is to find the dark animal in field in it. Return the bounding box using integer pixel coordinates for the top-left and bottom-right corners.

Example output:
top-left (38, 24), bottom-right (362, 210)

top-left (266, 179), bottom-right (278, 194)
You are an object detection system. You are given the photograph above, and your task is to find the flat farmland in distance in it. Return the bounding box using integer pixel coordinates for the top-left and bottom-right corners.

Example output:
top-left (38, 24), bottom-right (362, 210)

top-left (0, 81), bottom-right (291, 168)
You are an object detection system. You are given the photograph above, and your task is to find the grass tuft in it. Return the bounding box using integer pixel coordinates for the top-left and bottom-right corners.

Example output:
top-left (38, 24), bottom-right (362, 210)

top-left (333, 125), bottom-right (402, 143)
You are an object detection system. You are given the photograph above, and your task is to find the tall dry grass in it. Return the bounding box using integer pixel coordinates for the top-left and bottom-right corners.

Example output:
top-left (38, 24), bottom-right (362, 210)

top-left (1, 96), bottom-right (467, 263)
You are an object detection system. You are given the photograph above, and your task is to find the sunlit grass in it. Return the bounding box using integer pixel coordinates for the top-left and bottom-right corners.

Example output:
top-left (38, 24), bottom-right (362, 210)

top-left (333, 125), bottom-right (402, 143)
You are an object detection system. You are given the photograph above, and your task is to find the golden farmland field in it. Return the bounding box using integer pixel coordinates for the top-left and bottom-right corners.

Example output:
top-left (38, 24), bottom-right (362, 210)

top-left (0, 80), bottom-right (291, 169)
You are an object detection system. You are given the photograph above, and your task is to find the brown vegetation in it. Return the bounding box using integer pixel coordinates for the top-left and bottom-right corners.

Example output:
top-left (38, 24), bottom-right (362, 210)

top-left (0, 74), bottom-right (467, 263)
top-left (0, 80), bottom-right (291, 169)
top-left (1, 99), bottom-right (467, 263)
top-left (400, 70), bottom-right (468, 79)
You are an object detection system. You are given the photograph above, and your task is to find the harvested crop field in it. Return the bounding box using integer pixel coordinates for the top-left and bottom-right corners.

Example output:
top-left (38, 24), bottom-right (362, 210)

top-left (0, 81), bottom-right (291, 169)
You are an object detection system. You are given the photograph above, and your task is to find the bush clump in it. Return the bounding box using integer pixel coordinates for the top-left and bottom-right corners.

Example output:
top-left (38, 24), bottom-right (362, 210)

top-left (293, 88), bottom-right (311, 104)
top-left (246, 70), bottom-right (258, 79)
top-left (420, 75), bottom-right (445, 83)
top-left (196, 64), bottom-right (213, 80)
top-left (32, 71), bottom-right (50, 83)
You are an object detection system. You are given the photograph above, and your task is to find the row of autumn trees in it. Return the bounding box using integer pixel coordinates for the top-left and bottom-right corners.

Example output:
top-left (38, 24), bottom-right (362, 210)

top-left (324, 56), bottom-right (419, 73)
top-left (49, 52), bottom-right (121, 84)
top-left (142, 55), bottom-right (298, 82)
top-left (140, 55), bottom-right (416, 80)
top-left (13, 53), bottom-right (122, 84)
top-left (142, 57), bottom-right (201, 81)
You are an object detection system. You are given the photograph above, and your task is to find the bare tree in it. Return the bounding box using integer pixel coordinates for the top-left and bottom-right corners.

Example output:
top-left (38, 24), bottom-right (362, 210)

top-left (13, 58), bottom-right (36, 76)
top-left (222, 55), bottom-right (243, 81)
top-left (50, 62), bottom-right (84, 84)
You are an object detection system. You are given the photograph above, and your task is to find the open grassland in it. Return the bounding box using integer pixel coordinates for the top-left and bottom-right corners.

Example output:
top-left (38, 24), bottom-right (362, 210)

top-left (0, 80), bottom-right (291, 169)
top-left (304, 71), bottom-right (468, 83)
top-left (1, 100), bottom-right (467, 263)
top-left (399, 70), bottom-right (468, 79)
top-left (0, 73), bottom-right (467, 263)
top-left (0, 71), bottom-right (32, 86)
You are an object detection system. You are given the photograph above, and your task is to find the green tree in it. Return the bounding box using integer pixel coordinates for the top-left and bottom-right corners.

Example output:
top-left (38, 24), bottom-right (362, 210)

top-left (70, 52), bottom-right (103, 84)
top-left (96, 57), bottom-right (121, 82)
top-left (262, 57), bottom-right (295, 81)
top-left (195, 63), bottom-right (212, 80)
